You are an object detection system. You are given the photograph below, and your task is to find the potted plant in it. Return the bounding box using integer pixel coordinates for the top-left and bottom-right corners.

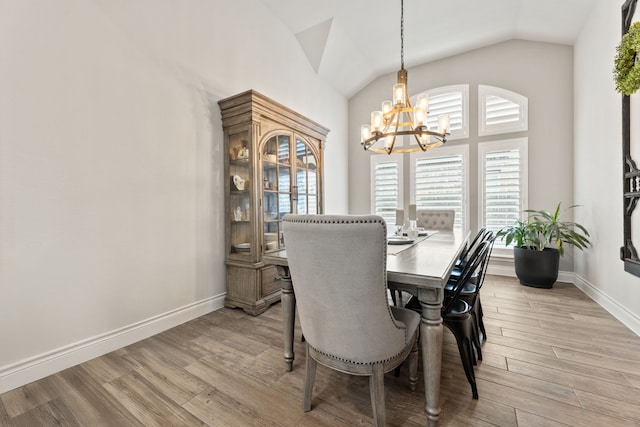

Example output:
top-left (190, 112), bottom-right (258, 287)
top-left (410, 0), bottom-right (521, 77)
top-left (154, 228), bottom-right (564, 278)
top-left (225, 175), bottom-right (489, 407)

top-left (496, 203), bottom-right (591, 288)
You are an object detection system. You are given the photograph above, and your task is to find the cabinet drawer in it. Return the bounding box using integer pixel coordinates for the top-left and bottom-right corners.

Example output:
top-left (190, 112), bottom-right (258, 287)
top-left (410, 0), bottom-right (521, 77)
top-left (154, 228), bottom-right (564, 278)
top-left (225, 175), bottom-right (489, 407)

top-left (261, 265), bottom-right (280, 297)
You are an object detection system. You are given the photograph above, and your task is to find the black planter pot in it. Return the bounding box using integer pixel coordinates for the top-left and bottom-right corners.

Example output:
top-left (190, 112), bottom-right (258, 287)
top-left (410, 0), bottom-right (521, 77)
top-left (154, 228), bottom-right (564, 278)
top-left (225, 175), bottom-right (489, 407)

top-left (513, 247), bottom-right (560, 288)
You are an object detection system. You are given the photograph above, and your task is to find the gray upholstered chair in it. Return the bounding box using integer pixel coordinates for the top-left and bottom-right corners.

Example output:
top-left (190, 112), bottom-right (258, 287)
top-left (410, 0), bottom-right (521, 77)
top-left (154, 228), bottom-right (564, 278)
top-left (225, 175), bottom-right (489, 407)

top-left (282, 214), bottom-right (420, 427)
top-left (415, 209), bottom-right (455, 230)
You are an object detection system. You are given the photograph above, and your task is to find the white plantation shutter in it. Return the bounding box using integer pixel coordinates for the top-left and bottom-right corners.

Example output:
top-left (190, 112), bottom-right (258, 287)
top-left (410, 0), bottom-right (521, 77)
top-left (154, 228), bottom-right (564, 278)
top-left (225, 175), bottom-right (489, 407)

top-left (426, 91), bottom-right (463, 132)
top-left (479, 85), bottom-right (528, 136)
top-left (414, 154), bottom-right (464, 229)
top-left (486, 96), bottom-right (520, 125)
top-left (410, 85), bottom-right (469, 142)
top-left (371, 156), bottom-right (403, 226)
top-left (479, 138), bottom-right (528, 248)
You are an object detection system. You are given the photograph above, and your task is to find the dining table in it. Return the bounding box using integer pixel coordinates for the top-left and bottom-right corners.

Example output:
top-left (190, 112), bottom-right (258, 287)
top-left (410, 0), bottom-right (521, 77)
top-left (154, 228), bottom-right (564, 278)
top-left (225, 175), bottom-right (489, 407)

top-left (262, 228), bottom-right (469, 427)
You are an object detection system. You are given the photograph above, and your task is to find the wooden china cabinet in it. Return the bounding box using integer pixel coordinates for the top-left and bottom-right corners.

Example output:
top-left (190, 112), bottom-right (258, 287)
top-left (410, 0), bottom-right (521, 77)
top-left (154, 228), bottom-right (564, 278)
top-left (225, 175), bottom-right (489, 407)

top-left (219, 90), bottom-right (329, 315)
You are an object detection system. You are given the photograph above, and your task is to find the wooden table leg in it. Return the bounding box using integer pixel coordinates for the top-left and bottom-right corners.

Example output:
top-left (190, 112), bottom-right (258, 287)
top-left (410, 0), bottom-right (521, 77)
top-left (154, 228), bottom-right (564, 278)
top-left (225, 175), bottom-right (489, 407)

top-left (276, 265), bottom-right (295, 372)
top-left (419, 287), bottom-right (444, 427)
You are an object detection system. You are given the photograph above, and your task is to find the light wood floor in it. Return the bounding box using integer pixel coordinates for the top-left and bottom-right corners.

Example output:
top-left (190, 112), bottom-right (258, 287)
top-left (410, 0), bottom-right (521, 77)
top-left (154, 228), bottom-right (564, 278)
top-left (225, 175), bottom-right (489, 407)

top-left (2, 275), bottom-right (640, 426)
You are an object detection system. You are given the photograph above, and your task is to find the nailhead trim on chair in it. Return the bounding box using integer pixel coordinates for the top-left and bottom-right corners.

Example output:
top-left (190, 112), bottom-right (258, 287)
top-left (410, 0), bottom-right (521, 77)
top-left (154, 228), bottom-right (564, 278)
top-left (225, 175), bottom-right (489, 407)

top-left (308, 343), bottom-right (405, 365)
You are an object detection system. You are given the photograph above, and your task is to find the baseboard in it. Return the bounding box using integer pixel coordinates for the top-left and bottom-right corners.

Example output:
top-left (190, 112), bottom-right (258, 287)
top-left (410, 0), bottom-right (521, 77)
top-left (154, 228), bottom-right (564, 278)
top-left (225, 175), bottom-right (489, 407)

top-left (573, 274), bottom-right (640, 337)
top-left (0, 294), bottom-right (226, 394)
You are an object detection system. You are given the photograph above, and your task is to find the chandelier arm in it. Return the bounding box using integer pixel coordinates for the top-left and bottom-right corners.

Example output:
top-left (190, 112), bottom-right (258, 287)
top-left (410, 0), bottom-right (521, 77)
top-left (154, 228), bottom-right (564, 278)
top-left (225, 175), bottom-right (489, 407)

top-left (386, 118), bottom-right (402, 153)
top-left (413, 133), bottom-right (428, 151)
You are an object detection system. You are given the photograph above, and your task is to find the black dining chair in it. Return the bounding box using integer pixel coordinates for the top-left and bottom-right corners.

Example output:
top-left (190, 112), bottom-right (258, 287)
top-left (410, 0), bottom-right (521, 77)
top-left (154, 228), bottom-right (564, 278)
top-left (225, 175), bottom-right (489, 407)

top-left (445, 231), bottom-right (495, 359)
top-left (441, 240), bottom-right (491, 399)
top-left (456, 227), bottom-right (489, 269)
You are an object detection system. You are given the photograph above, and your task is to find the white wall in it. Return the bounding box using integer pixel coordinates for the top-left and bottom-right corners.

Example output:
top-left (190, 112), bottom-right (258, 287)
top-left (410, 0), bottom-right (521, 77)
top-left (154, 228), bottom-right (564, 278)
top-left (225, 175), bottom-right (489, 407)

top-left (574, 0), bottom-right (640, 335)
top-left (0, 0), bottom-right (348, 392)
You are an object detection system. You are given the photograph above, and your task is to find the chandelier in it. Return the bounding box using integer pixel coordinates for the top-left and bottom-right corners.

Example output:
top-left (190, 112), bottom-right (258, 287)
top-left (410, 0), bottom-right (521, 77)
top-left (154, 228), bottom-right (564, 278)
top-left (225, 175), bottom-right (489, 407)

top-left (361, 0), bottom-right (450, 154)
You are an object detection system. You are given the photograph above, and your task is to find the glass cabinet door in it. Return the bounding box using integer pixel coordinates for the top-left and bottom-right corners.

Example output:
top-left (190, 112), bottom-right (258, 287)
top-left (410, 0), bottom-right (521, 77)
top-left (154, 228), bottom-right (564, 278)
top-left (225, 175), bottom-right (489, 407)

top-left (262, 134), bottom-right (292, 252)
top-left (229, 131), bottom-right (252, 257)
top-left (295, 136), bottom-right (319, 214)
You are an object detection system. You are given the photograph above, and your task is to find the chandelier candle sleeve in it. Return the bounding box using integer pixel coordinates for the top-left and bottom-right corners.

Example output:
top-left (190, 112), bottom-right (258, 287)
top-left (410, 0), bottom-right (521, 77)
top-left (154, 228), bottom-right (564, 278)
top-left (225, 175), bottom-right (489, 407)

top-left (394, 83), bottom-right (406, 106)
top-left (408, 204), bottom-right (417, 220)
top-left (438, 115), bottom-right (450, 134)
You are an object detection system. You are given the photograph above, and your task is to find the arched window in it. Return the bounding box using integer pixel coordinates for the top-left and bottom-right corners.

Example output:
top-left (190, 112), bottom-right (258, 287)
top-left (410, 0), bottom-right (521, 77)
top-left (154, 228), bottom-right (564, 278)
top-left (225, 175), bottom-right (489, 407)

top-left (478, 85), bottom-right (528, 136)
top-left (410, 84), bottom-right (469, 142)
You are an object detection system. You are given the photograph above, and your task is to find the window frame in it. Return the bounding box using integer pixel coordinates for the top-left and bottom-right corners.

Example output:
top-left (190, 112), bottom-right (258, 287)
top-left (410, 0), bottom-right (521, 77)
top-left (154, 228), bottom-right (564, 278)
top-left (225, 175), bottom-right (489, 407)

top-left (478, 85), bottom-right (529, 136)
top-left (410, 144), bottom-right (469, 231)
top-left (478, 137), bottom-right (529, 255)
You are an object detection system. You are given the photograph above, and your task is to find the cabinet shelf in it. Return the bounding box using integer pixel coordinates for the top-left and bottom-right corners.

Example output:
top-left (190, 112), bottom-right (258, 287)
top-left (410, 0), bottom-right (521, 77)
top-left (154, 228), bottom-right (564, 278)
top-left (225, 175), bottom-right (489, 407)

top-left (230, 159), bottom-right (251, 166)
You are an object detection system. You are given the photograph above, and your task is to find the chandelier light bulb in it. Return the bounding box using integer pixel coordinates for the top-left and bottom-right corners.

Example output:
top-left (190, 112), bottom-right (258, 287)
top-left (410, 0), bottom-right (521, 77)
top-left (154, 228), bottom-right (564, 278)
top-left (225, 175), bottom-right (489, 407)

top-left (416, 94), bottom-right (429, 111)
top-left (371, 111), bottom-right (384, 132)
top-left (413, 105), bottom-right (427, 127)
top-left (438, 115), bottom-right (450, 134)
top-left (393, 83), bottom-right (406, 107)
top-left (361, 125), bottom-right (371, 142)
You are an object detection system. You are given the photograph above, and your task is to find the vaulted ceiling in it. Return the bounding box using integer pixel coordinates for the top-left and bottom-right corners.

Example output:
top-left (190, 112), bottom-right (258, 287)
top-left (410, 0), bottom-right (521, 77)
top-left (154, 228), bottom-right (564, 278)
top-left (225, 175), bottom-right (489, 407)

top-left (258, 0), bottom-right (599, 98)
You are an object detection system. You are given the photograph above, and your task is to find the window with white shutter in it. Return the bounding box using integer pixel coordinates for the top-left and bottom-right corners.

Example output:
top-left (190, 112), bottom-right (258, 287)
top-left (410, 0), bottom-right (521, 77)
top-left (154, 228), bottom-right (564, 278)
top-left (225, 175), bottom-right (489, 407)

top-left (370, 155), bottom-right (403, 227)
top-left (410, 84), bottom-right (469, 142)
top-left (479, 138), bottom-right (528, 251)
top-left (479, 85), bottom-right (528, 136)
top-left (410, 145), bottom-right (468, 230)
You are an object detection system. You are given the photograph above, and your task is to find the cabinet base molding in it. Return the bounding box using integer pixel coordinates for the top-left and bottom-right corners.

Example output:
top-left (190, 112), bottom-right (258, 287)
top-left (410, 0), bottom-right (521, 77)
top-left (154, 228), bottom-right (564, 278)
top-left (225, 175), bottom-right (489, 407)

top-left (225, 262), bottom-right (281, 316)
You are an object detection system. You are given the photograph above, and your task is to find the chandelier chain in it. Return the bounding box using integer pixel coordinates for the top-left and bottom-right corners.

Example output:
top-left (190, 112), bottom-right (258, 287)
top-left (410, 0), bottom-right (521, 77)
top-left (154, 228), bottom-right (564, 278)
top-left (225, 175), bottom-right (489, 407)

top-left (400, 0), bottom-right (404, 70)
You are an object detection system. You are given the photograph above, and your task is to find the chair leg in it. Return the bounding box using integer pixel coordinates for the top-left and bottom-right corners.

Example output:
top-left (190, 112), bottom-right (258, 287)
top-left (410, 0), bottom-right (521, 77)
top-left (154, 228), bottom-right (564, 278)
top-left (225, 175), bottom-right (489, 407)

top-left (478, 298), bottom-right (487, 341)
top-left (457, 336), bottom-right (478, 399)
top-left (303, 345), bottom-right (317, 412)
top-left (445, 319), bottom-right (479, 399)
top-left (369, 364), bottom-right (386, 427)
top-left (470, 306), bottom-right (483, 362)
top-left (408, 335), bottom-right (419, 391)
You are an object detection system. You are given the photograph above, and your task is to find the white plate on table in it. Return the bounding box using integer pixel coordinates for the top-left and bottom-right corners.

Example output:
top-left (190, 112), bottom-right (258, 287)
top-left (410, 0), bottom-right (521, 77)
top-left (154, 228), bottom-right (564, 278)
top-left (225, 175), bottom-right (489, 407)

top-left (388, 236), bottom-right (415, 245)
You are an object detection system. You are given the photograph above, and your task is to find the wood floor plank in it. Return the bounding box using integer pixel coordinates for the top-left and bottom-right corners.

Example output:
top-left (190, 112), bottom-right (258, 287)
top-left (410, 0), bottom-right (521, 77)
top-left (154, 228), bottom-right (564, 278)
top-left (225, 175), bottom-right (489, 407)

top-left (574, 388), bottom-right (640, 422)
top-left (501, 325), bottom-right (640, 362)
top-left (7, 399), bottom-right (81, 427)
top-left (103, 371), bottom-right (206, 426)
top-left (77, 349), bottom-right (137, 385)
top-left (56, 366), bottom-right (144, 426)
top-left (124, 347), bottom-right (209, 405)
top-left (506, 358), bottom-right (640, 407)
top-left (515, 409), bottom-right (572, 427)
top-left (0, 373), bottom-right (71, 418)
top-left (438, 382), bottom-right (518, 426)
top-left (475, 363), bottom-right (581, 406)
top-left (185, 357), bottom-right (305, 427)
top-left (183, 387), bottom-right (284, 427)
top-left (475, 379), bottom-right (637, 427)
top-left (480, 309), bottom-right (543, 327)
top-left (552, 346), bottom-right (640, 376)
top-left (476, 333), bottom-right (558, 357)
